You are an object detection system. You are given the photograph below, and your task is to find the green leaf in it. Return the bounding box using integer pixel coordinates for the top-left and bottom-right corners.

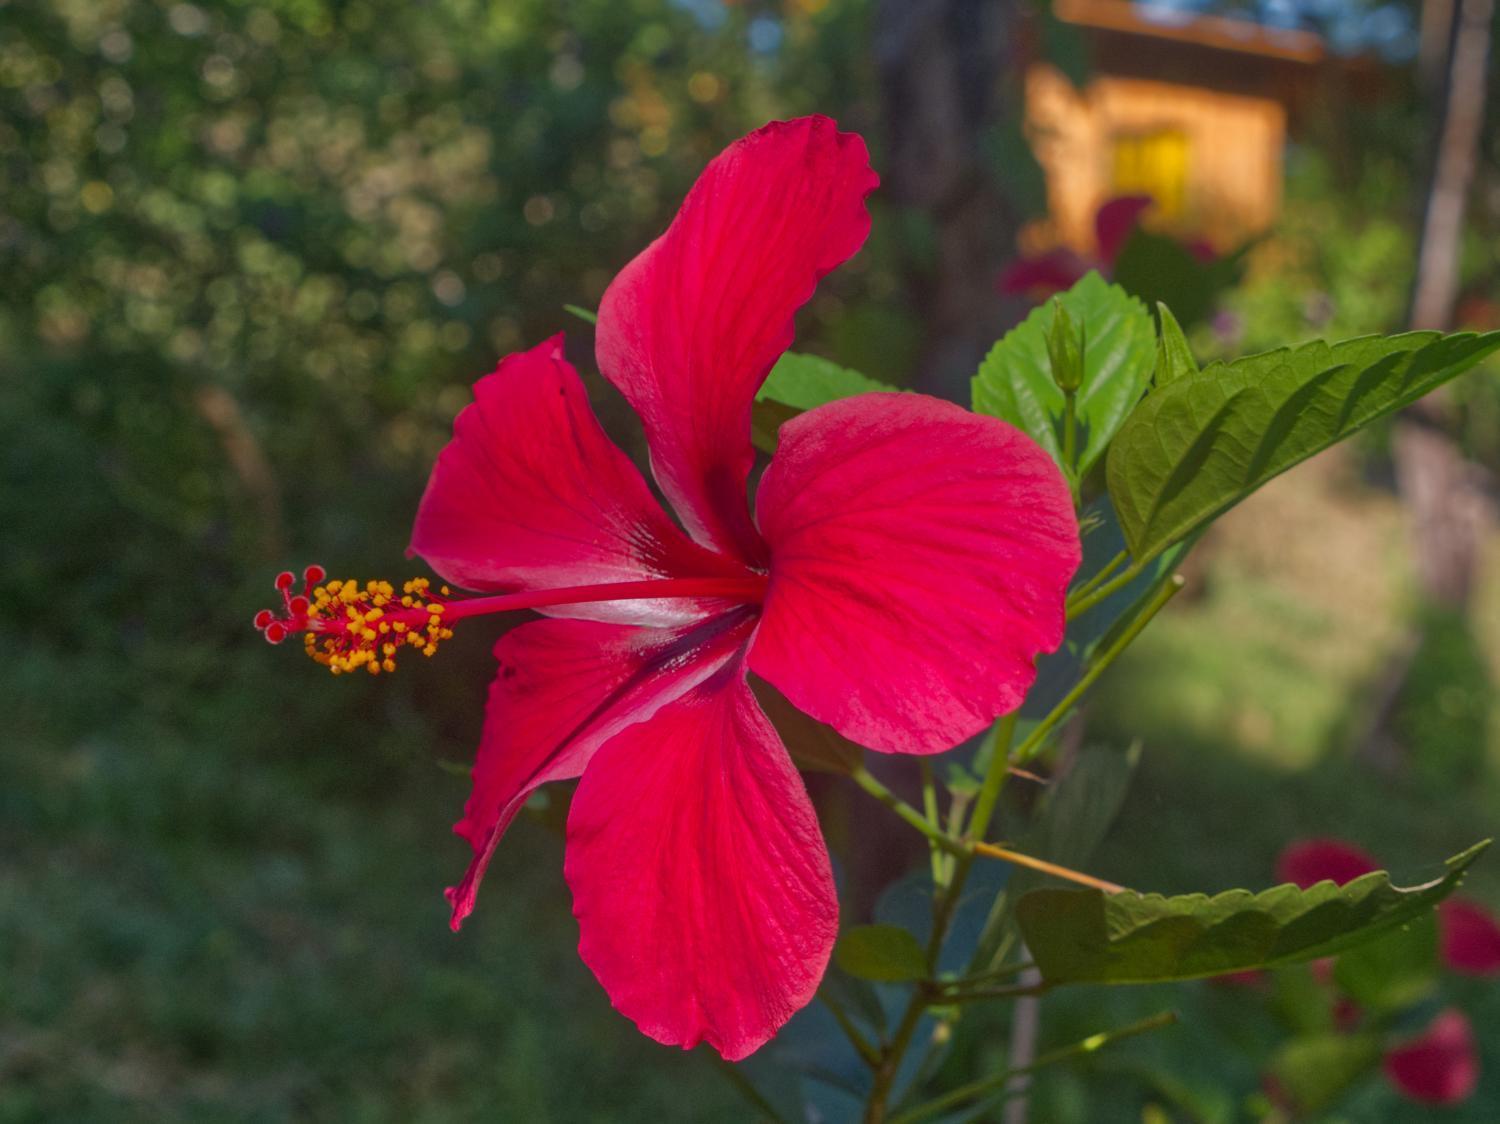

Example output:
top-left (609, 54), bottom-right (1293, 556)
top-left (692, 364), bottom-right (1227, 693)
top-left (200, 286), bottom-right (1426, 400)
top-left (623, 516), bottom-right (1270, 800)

top-left (972, 272), bottom-right (1153, 475)
top-left (1107, 330), bottom-right (1500, 564)
top-left (750, 399), bottom-right (799, 455)
top-left (1017, 743), bottom-right (1141, 882)
top-left (1152, 302), bottom-right (1197, 386)
top-left (1333, 911), bottom-right (1438, 1012)
top-left (1268, 1032), bottom-right (1381, 1114)
top-left (974, 743), bottom-right (1141, 967)
top-left (1016, 841), bottom-right (1489, 986)
top-left (752, 352), bottom-right (897, 454)
top-left (757, 351), bottom-right (896, 411)
top-left (835, 923), bottom-right (928, 983)
top-left (1110, 230), bottom-right (1247, 332)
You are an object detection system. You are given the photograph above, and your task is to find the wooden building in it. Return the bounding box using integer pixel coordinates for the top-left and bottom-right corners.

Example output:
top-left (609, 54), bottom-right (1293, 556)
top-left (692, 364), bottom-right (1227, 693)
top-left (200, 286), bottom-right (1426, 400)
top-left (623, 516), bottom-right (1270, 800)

top-left (1022, 0), bottom-right (1372, 256)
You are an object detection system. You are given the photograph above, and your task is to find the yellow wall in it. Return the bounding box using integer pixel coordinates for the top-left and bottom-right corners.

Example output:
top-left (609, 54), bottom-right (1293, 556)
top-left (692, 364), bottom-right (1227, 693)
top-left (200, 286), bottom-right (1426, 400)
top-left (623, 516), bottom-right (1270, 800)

top-left (1023, 63), bottom-right (1286, 254)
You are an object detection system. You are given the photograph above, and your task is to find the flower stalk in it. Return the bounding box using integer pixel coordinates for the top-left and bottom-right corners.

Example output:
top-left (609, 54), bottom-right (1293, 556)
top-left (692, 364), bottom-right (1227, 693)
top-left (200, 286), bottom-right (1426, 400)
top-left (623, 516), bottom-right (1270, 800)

top-left (887, 1011), bottom-right (1178, 1124)
top-left (855, 575), bottom-right (1183, 1120)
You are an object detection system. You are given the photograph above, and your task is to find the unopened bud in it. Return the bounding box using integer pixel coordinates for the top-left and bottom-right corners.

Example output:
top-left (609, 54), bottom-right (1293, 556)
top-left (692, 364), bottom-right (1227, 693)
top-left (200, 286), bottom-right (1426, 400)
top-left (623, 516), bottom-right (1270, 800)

top-left (1047, 299), bottom-right (1085, 394)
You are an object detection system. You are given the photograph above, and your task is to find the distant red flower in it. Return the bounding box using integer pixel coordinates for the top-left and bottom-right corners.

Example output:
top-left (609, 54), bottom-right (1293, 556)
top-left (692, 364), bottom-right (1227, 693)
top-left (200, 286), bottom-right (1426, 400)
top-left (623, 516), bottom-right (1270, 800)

top-left (1384, 1009), bottom-right (1480, 1105)
top-left (1275, 838), bottom-right (1380, 889)
top-left (258, 117), bottom-right (1080, 1059)
top-left (1438, 898), bottom-right (1500, 976)
top-left (998, 194), bottom-right (1215, 300)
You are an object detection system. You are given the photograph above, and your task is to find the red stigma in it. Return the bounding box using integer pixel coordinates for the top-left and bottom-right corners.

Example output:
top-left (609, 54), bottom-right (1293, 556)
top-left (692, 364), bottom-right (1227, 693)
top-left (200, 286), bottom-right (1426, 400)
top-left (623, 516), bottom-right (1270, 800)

top-left (253, 567), bottom-right (454, 675)
top-left (255, 564), bottom-right (327, 648)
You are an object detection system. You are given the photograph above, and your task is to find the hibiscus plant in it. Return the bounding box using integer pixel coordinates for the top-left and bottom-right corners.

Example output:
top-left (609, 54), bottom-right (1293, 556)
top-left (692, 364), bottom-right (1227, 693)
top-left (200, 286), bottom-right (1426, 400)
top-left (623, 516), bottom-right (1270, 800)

top-left (256, 117), bottom-right (1499, 1121)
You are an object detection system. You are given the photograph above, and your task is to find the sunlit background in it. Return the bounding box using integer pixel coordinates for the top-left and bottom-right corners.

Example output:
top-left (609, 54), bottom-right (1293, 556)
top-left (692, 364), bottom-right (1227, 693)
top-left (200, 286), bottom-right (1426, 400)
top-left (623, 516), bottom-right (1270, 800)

top-left (4, 0), bottom-right (1499, 1119)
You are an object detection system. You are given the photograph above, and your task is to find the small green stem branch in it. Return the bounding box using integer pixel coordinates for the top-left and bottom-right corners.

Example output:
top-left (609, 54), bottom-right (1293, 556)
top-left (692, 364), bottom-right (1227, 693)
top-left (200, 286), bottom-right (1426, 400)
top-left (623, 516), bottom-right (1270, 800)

top-left (931, 980), bottom-right (1051, 1004)
top-left (943, 960), bottom-right (1035, 989)
top-left (1068, 549), bottom-right (1127, 604)
top-left (969, 713), bottom-right (1017, 845)
top-left (970, 841), bottom-right (1126, 894)
top-left (887, 1011), bottom-right (1179, 1124)
top-left (850, 766), bottom-right (965, 856)
top-left (1061, 391), bottom-right (1080, 504)
top-left (919, 760), bottom-right (944, 885)
top-left (819, 988), bottom-right (882, 1068)
top-left (856, 575), bottom-right (1182, 1122)
top-left (1065, 557), bottom-right (1153, 620)
top-left (863, 713), bottom-right (1021, 1121)
top-left (711, 1055), bottom-right (791, 1124)
top-left (1016, 574), bottom-right (1183, 765)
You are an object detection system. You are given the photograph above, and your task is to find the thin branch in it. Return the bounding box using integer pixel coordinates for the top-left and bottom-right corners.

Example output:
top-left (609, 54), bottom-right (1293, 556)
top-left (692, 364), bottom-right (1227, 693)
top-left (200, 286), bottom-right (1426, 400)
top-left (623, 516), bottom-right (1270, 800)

top-left (970, 841), bottom-right (1125, 894)
top-left (819, 988), bottom-right (882, 1068)
top-left (888, 1011), bottom-right (1179, 1124)
top-left (1067, 549), bottom-right (1128, 603)
top-left (920, 759), bottom-right (945, 885)
top-left (1065, 559), bottom-right (1147, 620)
top-left (1016, 575), bottom-right (1184, 764)
top-left (850, 766), bottom-right (965, 855)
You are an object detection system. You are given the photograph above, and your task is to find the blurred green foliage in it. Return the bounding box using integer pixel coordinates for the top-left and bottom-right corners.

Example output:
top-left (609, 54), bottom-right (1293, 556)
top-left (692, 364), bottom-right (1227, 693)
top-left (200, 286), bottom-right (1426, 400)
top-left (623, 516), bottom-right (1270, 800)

top-left (1, 0), bottom-right (889, 658)
top-left (6, 1), bottom-right (1500, 1120)
top-left (1, 1), bottom-right (884, 1117)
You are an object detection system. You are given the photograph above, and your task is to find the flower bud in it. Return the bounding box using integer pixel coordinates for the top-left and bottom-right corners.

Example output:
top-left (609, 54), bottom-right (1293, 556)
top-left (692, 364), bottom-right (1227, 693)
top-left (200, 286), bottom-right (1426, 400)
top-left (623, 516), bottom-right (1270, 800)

top-left (1047, 299), bottom-right (1085, 393)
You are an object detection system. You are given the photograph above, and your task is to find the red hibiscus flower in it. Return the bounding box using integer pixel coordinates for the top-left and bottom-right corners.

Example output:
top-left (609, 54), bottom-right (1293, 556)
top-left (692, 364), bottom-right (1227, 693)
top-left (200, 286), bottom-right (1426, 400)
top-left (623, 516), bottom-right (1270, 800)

top-left (1275, 839), bottom-right (1500, 977)
top-left (1438, 898), bottom-right (1500, 976)
top-left (998, 194), bottom-right (1215, 300)
top-left (258, 117), bottom-right (1080, 1059)
top-left (1275, 838), bottom-right (1380, 889)
top-left (1384, 1009), bottom-right (1480, 1105)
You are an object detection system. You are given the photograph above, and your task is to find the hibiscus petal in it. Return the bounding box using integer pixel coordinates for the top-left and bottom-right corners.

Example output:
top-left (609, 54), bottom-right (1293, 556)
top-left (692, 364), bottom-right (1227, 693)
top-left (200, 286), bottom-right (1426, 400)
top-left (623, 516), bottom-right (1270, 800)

top-left (596, 116), bottom-right (878, 563)
top-left (751, 393), bottom-right (1080, 754)
top-left (565, 664), bottom-right (837, 1061)
top-left (996, 248), bottom-right (1089, 298)
top-left (1275, 838), bottom-right (1380, 889)
top-left (1094, 194), bottom-right (1154, 265)
top-left (410, 335), bottom-right (748, 626)
top-left (446, 611), bottom-right (755, 931)
top-left (1438, 898), bottom-right (1500, 976)
top-left (1383, 1009), bottom-right (1479, 1106)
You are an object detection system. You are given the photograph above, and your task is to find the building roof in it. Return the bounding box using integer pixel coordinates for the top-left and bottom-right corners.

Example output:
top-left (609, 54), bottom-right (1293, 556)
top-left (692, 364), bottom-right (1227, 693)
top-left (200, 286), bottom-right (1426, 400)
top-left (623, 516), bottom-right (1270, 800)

top-left (1055, 0), bottom-right (1326, 63)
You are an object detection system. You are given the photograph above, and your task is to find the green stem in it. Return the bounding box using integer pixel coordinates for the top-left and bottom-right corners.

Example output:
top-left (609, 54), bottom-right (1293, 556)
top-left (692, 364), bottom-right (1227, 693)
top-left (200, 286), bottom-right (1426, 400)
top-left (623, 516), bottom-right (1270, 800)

top-left (862, 716), bottom-right (1021, 1121)
top-left (860, 576), bottom-right (1179, 1121)
top-left (1014, 574), bottom-right (1183, 765)
top-left (710, 1054), bottom-right (792, 1124)
top-left (941, 960), bottom-right (1035, 990)
top-left (819, 988), bottom-right (881, 1068)
top-left (931, 979), bottom-right (1051, 1004)
top-left (850, 766), bottom-right (965, 855)
top-left (1065, 559), bottom-right (1147, 620)
top-left (919, 760), bottom-right (944, 886)
top-left (1061, 390), bottom-right (1079, 503)
top-left (970, 840), bottom-right (1126, 894)
top-left (968, 713), bottom-right (1017, 845)
top-left (888, 1011), bottom-right (1179, 1124)
top-left (1068, 549), bottom-right (1128, 603)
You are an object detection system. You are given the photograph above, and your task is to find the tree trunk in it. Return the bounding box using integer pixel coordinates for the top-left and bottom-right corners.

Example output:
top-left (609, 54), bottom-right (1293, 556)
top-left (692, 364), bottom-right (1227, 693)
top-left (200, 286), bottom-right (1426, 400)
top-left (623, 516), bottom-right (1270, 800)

top-left (1399, 0), bottom-right (1493, 613)
top-left (874, 0), bottom-right (1023, 397)
top-left (1361, 0), bottom-right (1494, 768)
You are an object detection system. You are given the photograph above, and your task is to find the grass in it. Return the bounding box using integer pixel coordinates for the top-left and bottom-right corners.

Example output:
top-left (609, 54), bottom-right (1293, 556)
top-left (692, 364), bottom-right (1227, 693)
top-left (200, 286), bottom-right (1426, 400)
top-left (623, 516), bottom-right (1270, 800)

top-left (2, 645), bottom-right (738, 1122)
